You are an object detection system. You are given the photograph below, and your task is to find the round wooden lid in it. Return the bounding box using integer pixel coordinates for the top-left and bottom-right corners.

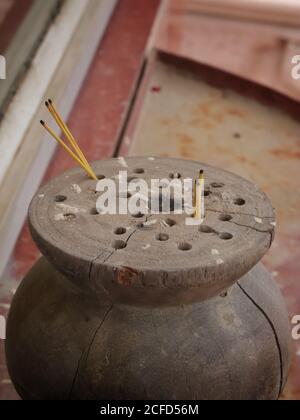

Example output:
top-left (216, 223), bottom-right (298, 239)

top-left (29, 157), bottom-right (275, 304)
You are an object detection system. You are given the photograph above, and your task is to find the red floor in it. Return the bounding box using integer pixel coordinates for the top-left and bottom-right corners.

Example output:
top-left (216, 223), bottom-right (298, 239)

top-left (0, 0), bottom-right (160, 399)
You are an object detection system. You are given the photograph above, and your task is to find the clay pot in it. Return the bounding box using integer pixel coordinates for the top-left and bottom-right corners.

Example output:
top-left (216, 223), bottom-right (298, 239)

top-left (5, 158), bottom-right (290, 400)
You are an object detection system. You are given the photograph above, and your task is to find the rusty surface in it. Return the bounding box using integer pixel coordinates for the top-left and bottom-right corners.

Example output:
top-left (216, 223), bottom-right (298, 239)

top-left (123, 52), bottom-right (300, 400)
top-left (117, 266), bottom-right (140, 287)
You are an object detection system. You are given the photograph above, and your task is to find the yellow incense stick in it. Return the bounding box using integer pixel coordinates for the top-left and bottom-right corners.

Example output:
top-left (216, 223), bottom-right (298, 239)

top-left (195, 169), bottom-right (205, 220)
top-left (40, 121), bottom-right (97, 180)
top-left (46, 100), bottom-right (97, 179)
top-left (193, 179), bottom-right (197, 208)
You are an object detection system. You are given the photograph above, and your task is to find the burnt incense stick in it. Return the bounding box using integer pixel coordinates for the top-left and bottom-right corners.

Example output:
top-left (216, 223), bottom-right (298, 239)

top-left (45, 99), bottom-right (97, 179)
top-left (40, 120), bottom-right (97, 180)
top-left (193, 179), bottom-right (197, 208)
top-left (41, 98), bottom-right (98, 180)
top-left (195, 169), bottom-right (205, 220)
top-left (46, 100), bottom-right (89, 167)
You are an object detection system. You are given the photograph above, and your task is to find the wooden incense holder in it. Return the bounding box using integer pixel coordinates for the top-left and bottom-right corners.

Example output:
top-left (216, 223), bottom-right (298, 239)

top-left (6, 157), bottom-right (290, 400)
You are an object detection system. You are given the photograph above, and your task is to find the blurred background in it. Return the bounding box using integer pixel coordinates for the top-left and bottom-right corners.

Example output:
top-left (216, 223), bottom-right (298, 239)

top-left (0, 0), bottom-right (299, 400)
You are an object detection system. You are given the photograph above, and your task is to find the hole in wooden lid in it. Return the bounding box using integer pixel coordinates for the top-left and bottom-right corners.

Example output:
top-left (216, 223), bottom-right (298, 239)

top-left (156, 233), bottom-right (169, 242)
top-left (55, 195), bottom-right (67, 203)
top-left (178, 242), bottom-right (192, 251)
top-left (199, 225), bottom-right (215, 233)
top-left (112, 240), bottom-right (127, 250)
top-left (219, 232), bottom-right (233, 240)
top-left (90, 208), bottom-right (99, 215)
top-left (114, 227), bottom-right (126, 235)
top-left (234, 198), bottom-right (246, 206)
top-left (219, 214), bottom-right (232, 222)
top-left (165, 218), bottom-right (176, 227)
top-left (134, 168), bottom-right (145, 174)
top-left (169, 172), bottom-right (181, 179)
top-left (132, 212), bottom-right (144, 218)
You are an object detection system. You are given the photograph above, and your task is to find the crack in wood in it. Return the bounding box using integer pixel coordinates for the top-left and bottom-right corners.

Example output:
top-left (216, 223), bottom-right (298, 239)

top-left (206, 207), bottom-right (274, 219)
top-left (68, 303), bottom-right (114, 399)
top-left (237, 282), bottom-right (283, 399)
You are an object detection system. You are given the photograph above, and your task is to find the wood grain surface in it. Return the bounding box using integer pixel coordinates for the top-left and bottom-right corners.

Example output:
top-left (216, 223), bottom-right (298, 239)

top-left (29, 157), bottom-right (275, 304)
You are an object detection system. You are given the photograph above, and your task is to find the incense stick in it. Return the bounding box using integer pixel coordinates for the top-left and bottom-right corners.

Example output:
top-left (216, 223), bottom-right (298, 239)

top-left (195, 169), bottom-right (205, 220)
top-left (46, 99), bottom-right (97, 179)
top-left (46, 100), bottom-right (86, 165)
top-left (193, 179), bottom-right (197, 208)
top-left (40, 121), bottom-right (97, 180)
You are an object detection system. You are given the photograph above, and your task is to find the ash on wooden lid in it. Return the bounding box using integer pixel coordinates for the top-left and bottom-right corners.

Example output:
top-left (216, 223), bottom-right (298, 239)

top-left (29, 157), bottom-right (275, 304)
